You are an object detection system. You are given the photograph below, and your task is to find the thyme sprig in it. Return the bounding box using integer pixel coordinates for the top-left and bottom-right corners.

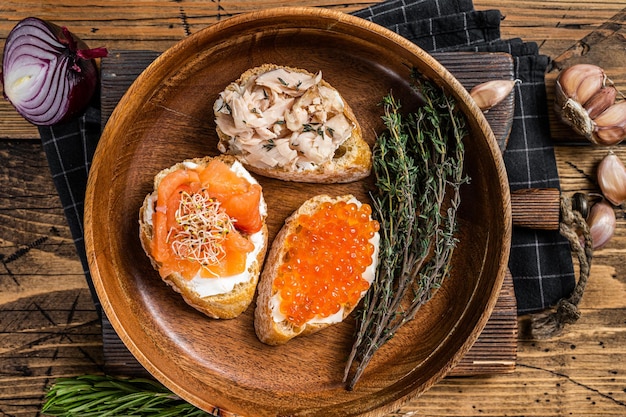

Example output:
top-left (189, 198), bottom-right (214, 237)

top-left (42, 375), bottom-right (215, 417)
top-left (343, 73), bottom-right (468, 390)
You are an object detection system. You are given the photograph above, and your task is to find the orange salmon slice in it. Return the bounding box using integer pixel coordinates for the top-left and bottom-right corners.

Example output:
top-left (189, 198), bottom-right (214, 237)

top-left (199, 159), bottom-right (263, 234)
top-left (152, 161), bottom-right (261, 281)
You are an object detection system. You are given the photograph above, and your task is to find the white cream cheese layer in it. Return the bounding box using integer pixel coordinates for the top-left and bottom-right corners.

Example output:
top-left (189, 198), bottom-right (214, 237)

top-left (188, 229), bottom-right (265, 297)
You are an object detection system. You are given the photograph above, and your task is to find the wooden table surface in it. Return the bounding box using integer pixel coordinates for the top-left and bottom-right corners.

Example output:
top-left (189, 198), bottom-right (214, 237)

top-left (2, 1), bottom-right (626, 416)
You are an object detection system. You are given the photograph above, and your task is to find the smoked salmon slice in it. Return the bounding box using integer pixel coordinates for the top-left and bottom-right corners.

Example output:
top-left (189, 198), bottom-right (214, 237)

top-left (200, 159), bottom-right (264, 234)
top-left (151, 160), bottom-right (262, 280)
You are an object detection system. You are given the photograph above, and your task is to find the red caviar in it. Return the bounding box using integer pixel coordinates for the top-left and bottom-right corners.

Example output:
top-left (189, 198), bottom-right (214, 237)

top-left (274, 200), bottom-right (380, 326)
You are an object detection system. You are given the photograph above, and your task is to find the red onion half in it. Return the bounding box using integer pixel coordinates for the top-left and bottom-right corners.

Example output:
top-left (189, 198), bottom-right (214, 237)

top-left (1, 17), bottom-right (108, 125)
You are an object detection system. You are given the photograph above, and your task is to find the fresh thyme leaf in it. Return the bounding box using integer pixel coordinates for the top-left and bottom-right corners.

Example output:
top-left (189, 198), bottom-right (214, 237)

top-left (343, 71), bottom-right (468, 390)
top-left (262, 138), bottom-right (276, 151)
top-left (302, 123), bottom-right (325, 137)
top-left (302, 123), bottom-right (316, 132)
top-left (42, 375), bottom-right (216, 417)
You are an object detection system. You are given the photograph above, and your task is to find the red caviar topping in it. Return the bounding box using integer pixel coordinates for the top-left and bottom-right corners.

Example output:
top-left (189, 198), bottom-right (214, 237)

top-left (274, 200), bottom-right (379, 326)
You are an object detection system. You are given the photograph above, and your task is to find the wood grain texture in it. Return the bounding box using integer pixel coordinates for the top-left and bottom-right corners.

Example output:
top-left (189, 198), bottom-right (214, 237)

top-left (2, 1), bottom-right (626, 417)
top-left (97, 49), bottom-right (517, 384)
top-left (84, 10), bottom-right (510, 414)
top-left (511, 188), bottom-right (561, 231)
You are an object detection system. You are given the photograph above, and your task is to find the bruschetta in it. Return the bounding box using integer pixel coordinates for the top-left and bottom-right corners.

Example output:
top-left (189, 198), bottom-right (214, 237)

top-left (213, 64), bottom-right (372, 183)
top-left (254, 194), bottom-right (380, 345)
top-left (139, 155), bottom-right (268, 319)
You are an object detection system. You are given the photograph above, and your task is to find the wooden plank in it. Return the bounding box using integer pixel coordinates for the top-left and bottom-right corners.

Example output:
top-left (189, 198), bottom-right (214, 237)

top-left (97, 50), bottom-right (518, 379)
top-left (477, 0), bottom-right (626, 56)
top-left (0, 140), bottom-right (102, 417)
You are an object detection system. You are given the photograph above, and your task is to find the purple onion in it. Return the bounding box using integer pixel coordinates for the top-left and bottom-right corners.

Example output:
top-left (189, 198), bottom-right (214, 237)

top-left (1, 17), bottom-right (108, 125)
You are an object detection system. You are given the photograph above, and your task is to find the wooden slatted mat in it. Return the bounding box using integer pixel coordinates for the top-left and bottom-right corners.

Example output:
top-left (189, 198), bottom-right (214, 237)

top-left (98, 50), bottom-right (518, 379)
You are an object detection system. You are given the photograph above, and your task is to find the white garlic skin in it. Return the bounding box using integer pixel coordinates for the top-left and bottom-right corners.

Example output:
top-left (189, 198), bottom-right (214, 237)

top-left (597, 151), bottom-right (626, 206)
top-left (586, 200), bottom-right (616, 249)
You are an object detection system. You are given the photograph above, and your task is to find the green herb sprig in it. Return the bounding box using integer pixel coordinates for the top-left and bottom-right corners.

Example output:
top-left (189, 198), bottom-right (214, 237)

top-left (343, 72), bottom-right (468, 390)
top-left (42, 375), bottom-right (216, 417)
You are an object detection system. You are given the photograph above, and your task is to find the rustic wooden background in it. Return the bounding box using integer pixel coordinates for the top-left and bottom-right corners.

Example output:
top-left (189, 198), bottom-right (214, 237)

top-left (2, 1), bottom-right (626, 416)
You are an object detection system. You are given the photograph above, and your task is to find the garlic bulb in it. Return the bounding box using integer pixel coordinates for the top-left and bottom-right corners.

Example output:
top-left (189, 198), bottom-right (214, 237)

top-left (554, 64), bottom-right (625, 146)
top-left (586, 200), bottom-right (616, 249)
top-left (470, 79), bottom-right (517, 112)
top-left (597, 151), bottom-right (626, 206)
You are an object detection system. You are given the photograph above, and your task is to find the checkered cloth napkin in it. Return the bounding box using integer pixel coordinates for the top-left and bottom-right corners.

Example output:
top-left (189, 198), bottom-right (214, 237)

top-left (38, 0), bottom-right (575, 315)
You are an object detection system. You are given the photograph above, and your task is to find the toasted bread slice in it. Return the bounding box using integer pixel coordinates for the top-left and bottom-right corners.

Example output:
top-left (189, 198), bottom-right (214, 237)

top-left (139, 155), bottom-right (268, 319)
top-left (214, 64), bottom-right (371, 183)
top-left (254, 194), bottom-right (380, 345)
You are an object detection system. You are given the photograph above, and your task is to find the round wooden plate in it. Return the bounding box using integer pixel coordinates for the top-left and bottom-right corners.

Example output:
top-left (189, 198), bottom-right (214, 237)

top-left (85, 7), bottom-right (511, 417)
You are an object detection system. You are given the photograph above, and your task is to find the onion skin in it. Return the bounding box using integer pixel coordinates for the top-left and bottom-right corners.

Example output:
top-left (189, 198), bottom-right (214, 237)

top-left (1, 17), bottom-right (108, 126)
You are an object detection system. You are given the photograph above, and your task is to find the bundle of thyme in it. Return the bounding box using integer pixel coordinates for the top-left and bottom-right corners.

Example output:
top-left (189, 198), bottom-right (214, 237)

top-left (42, 375), bottom-right (214, 417)
top-left (343, 72), bottom-right (468, 390)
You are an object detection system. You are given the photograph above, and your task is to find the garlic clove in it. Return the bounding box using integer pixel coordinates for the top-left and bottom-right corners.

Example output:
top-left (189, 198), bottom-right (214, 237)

top-left (597, 151), bottom-right (626, 205)
top-left (592, 100), bottom-right (626, 146)
top-left (575, 69), bottom-right (606, 105)
top-left (584, 86), bottom-right (618, 119)
top-left (556, 64), bottom-right (605, 105)
top-left (470, 79), bottom-right (517, 111)
top-left (586, 199), bottom-right (616, 249)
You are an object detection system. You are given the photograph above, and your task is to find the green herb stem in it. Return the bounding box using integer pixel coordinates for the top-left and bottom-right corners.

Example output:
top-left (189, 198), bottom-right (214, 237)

top-left (343, 73), bottom-right (468, 390)
top-left (42, 375), bottom-right (216, 417)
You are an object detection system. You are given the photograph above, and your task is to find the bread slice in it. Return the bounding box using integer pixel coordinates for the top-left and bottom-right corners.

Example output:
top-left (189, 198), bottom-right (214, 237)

top-left (214, 64), bottom-right (371, 183)
top-left (139, 155), bottom-right (268, 319)
top-left (254, 194), bottom-right (380, 345)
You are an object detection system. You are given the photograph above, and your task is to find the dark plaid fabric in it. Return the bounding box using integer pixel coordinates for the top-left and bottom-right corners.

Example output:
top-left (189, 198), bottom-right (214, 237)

top-left (454, 40), bottom-right (575, 313)
top-left (38, 101), bottom-right (101, 316)
top-left (38, 0), bottom-right (575, 314)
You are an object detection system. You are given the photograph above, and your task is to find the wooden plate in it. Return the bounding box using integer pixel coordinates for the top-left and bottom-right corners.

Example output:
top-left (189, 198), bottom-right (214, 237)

top-left (84, 7), bottom-right (511, 417)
